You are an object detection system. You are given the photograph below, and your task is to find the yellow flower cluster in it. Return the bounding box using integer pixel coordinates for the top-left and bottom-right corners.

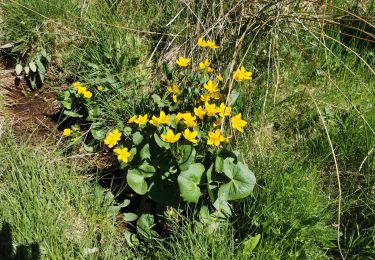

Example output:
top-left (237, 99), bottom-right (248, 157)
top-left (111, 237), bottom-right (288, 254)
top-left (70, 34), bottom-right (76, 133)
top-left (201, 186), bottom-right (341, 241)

top-left (150, 111), bottom-right (170, 126)
top-left (197, 38), bottom-right (219, 49)
top-left (104, 129), bottom-right (132, 163)
top-left (72, 81), bottom-right (93, 99)
top-left (166, 84), bottom-right (181, 103)
top-left (128, 114), bottom-right (148, 126)
top-left (199, 58), bottom-right (213, 73)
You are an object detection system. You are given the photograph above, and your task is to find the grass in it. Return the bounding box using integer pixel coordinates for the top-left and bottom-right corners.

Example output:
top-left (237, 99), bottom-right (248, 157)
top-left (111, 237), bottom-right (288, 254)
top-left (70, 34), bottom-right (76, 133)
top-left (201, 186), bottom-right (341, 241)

top-left (1, 0), bottom-right (374, 259)
top-left (0, 129), bottom-right (132, 259)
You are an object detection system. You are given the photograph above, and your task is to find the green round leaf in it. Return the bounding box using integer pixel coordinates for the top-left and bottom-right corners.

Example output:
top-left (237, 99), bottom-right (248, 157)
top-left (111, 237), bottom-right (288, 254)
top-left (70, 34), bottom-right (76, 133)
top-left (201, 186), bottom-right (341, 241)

top-left (177, 163), bottom-right (205, 203)
top-left (132, 131), bottom-right (144, 145)
top-left (218, 160), bottom-right (256, 201)
top-left (127, 169), bottom-right (148, 195)
top-left (124, 212), bottom-right (138, 222)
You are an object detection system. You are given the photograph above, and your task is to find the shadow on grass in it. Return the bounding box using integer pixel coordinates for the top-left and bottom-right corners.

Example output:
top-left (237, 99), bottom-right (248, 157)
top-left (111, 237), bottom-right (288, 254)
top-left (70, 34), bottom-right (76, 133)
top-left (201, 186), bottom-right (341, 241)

top-left (0, 223), bottom-right (40, 260)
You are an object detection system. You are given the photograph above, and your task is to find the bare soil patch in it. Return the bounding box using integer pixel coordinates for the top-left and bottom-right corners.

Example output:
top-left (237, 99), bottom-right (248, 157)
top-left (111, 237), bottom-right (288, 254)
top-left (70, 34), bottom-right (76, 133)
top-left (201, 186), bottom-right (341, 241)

top-left (0, 62), bottom-right (61, 141)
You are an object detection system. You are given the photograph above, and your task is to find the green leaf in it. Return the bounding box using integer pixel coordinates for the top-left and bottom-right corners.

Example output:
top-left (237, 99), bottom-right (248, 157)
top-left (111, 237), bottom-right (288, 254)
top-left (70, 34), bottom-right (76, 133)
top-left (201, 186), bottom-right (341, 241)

top-left (140, 144), bottom-right (150, 160)
top-left (178, 145), bottom-right (196, 171)
top-left (229, 89), bottom-right (240, 106)
top-left (36, 59), bottom-right (46, 73)
top-left (15, 64), bottom-right (23, 75)
top-left (138, 163), bottom-right (155, 177)
top-left (177, 163), bottom-right (205, 203)
top-left (60, 100), bottom-right (72, 110)
top-left (83, 143), bottom-right (94, 152)
top-left (124, 230), bottom-right (139, 247)
top-left (63, 110), bottom-right (82, 118)
top-left (154, 132), bottom-right (170, 149)
top-left (148, 171), bottom-right (180, 207)
top-left (91, 124), bottom-right (105, 140)
top-left (243, 234), bottom-right (261, 255)
top-left (152, 94), bottom-right (167, 108)
top-left (123, 126), bottom-right (132, 136)
top-left (213, 198), bottom-right (232, 218)
top-left (132, 131), bottom-right (144, 145)
top-left (206, 164), bottom-right (215, 203)
top-left (127, 169), bottom-right (148, 195)
top-left (136, 214), bottom-right (157, 240)
top-left (87, 106), bottom-right (101, 121)
top-left (218, 159), bottom-right (256, 201)
top-left (199, 206), bottom-right (211, 224)
top-left (162, 62), bottom-right (172, 79)
top-left (29, 61), bottom-right (37, 72)
top-left (124, 212), bottom-right (138, 222)
top-left (215, 155), bottom-right (224, 173)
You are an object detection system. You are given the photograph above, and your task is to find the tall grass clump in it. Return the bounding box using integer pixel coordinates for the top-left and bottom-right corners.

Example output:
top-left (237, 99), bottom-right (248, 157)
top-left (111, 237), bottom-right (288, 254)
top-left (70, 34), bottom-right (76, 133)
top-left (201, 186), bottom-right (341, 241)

top-left (0, 128), bottom-right (133, 259)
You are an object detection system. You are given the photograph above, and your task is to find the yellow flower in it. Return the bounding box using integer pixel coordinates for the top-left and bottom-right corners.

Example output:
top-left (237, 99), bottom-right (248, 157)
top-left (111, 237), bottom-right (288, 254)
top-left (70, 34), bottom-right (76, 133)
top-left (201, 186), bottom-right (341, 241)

top-left (206, 40), bottom-right (219, 49)
top-left (216, 74), bottom-right (223, 81)
top-left (207, 67), bottom-right (213, 73)
top-left (113, 147), bottom-right (132, 163)
top-left (217, 103), bottom-right (231, 117)
top-left (63, 128), bottom-right (72, 136)
top-left (205, 102), bottom-right (217, 116)
top-left (200, 94), bottom-right (211, 102)
top-left (97, 85), bottom-right (104, 91)
top-left (161, 129), bottom-right (181, 143)
top-left (194, 106), bottom-right (206, 119)
top-left (128, 115), bottom-right (137, 123)
top-left (167, 84), bottom-right (181, 94)
top-left (199, 59), bottom-right (211, 70)
top-left (134, 114), bottom-right (148, 125)
top-left (204, 80), bottom-right (219, 93)
top-left (76, 85), bottom-right (87, 95)
top-left (176, 56), bottom-right (191, 67)
top-left (172, 94), bottom-right (177, 103)
top-left (82, 90), bottom-right (93, 99)
top-left (210, 91), bottom-right (220, 100)
top-left (104, 129), bottom-right (122, 148)
top-left (183, 129), bottom-right (198, 144)
top-left (183, 113), bottom-right (197, 128)
top-left (233, 66), bottom-right (252, 82)
top-left (231, 113), bottom-right (247, 132)
top-left (175, 112), bottom-right (188, 122)
top-left (150, 111), bottom-right (170, 126)
top-left (197, 38), bottom-right (208, 47)
top-left (72, 81), bottom-right (82, 88)
top-left (207, 129), bottom-right (226, 147)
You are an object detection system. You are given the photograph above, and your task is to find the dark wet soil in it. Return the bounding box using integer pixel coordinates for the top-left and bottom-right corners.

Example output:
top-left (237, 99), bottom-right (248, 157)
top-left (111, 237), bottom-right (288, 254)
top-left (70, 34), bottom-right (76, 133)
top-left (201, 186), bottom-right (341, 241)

top-left (0, 62), bottom-right (61, 141)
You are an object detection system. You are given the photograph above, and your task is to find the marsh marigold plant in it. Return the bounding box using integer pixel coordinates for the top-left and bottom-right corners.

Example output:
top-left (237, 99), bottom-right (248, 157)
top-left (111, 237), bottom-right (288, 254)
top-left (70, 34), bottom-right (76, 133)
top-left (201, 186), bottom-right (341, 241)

top-left (59, 37), bottom-right (256, 218)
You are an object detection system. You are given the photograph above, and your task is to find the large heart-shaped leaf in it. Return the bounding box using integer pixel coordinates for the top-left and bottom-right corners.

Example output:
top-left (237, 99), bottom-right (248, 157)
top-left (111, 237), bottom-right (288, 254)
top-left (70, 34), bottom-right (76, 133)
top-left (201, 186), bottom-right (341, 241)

top-left (218, 159), bottom-right (256, 201)
top-left (177, 163), bottom-right (205, 203)
top-left (127, 169), bottom-right (150, 195)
